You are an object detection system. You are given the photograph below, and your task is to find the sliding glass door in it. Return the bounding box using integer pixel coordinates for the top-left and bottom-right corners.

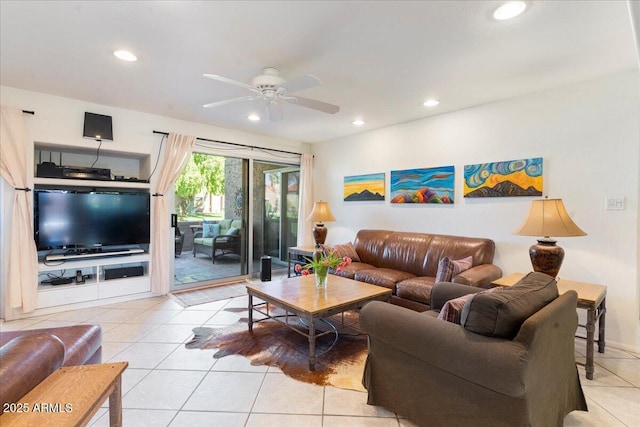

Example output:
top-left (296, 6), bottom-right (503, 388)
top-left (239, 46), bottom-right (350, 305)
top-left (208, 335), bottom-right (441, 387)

top-left (172, 153), bottom-right (248, 289)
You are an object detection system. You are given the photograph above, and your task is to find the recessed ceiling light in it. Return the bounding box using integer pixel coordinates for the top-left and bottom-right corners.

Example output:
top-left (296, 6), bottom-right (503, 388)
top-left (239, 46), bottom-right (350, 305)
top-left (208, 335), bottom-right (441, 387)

top-left (248, 114), bottom-right (260, 121)
top-left (423, 99), bottom-right (440, 107)
top-left (352, 119), bottom-right (365, 126)
top-left (113, 50), bottom-right (137, 62)
top-left (493, 1), bottom-right (527, 20)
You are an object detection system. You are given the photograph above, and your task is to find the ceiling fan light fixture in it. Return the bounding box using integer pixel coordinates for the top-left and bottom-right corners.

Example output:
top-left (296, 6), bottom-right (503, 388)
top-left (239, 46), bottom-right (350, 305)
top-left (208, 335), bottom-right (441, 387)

top-left (352, 119), bottom-right (365, 126)
top-left (493, 1), bottom-right (527, 21)
top-left (247, 114), bottom-right (261, 121)
top-left (423, 99), bottom-right (440, 107)
top-left (113, 50), bottom-right (137, 62)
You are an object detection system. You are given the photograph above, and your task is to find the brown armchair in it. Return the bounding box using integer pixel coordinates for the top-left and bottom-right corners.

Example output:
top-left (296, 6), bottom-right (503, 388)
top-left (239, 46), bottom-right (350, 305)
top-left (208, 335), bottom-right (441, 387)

top-left (360, 273), bottom-right (587, 427)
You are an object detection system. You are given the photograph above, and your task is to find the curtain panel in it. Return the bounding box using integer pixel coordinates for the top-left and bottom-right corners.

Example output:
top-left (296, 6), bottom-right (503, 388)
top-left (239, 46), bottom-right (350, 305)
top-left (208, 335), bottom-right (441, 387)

top-left (297, 153), bottom-right (314, 247)
top-left (150, 133), bottom-right (195, 294)
top-left (0, 107), bottom-right (39, 313)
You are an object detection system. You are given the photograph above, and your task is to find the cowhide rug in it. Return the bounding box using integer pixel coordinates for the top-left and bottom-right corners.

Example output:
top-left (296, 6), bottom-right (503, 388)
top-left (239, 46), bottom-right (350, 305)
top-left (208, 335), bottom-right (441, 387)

top-left (185, 308), bottom-right (368, 391)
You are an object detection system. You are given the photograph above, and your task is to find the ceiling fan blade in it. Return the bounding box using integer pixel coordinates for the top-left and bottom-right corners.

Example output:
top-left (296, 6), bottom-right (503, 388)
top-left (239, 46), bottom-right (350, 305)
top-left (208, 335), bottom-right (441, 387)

top-left (284, 96), bottom-right (340, 114)
top-left (203, 74), bottom-right (260, 93)
top-left (266, 102), bottom-right (283, 121)
top-left (280, 74), bottom-right (321, 94)
top-left (203, 96), bottom-right (257, 108)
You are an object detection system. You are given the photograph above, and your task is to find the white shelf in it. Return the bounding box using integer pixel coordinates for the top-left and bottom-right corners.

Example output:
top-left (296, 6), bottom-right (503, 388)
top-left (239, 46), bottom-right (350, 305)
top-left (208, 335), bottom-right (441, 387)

top-left (34, 177), bottom-right (150, 190)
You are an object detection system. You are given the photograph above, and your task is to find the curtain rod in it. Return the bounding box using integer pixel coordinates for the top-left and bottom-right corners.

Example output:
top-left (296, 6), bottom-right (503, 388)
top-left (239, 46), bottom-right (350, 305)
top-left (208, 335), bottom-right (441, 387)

top-left (152, 130), bottom-right (301, 156)
top-left (22, 110), bottom-right (35, 115)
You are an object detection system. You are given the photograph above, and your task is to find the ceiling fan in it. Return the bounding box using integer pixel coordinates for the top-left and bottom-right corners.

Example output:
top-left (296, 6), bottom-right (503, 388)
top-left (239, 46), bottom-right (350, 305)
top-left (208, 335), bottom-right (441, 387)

top-left (202, 67), bottom-right (340, 121)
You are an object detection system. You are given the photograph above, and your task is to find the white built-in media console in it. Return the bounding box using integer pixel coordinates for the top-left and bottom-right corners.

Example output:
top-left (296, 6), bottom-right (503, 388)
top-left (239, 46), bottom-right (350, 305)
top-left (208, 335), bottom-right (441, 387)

top-left (33, 142), bottom-right (153, 312)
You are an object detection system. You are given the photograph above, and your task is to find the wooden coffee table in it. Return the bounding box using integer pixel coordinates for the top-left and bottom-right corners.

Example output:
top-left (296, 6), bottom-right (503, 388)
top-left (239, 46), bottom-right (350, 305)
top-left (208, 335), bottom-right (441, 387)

top-left (246, 274), bottom-right (392, 370)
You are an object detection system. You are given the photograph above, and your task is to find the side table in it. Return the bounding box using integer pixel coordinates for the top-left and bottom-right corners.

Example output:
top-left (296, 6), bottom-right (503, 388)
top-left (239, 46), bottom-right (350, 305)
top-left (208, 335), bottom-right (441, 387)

top-left (0, 361), bottom-right (128, 426)
top-left (287, 246), bottom-right (317, 277)
top-left (492, 273), bottom-right (606, 380)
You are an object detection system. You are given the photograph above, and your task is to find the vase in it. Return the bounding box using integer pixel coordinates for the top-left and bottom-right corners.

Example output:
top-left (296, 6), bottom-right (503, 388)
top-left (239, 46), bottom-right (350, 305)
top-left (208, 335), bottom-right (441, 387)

top-left (315, 267), bottom-right (328, 289)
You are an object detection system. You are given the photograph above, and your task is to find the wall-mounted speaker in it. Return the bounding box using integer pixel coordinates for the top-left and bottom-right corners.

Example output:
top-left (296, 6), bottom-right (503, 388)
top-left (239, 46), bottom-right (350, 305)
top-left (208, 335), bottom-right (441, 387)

top-left (83, 112), bottom-right (113, 141)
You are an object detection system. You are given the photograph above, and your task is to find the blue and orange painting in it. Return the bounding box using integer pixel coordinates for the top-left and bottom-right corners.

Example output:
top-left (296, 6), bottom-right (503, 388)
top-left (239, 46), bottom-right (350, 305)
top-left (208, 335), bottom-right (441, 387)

top-left (390, 166), bottom-right (455, 204)
top-left (464, 157), bottom-right (542, 197)
top-left (344, 173), bottom-right (385, 201)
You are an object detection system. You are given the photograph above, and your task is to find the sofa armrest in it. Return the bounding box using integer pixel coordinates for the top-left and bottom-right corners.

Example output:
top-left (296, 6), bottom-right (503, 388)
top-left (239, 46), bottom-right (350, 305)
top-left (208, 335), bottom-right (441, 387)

top-left (430, 282), bottom-right (485, 311)
top-left (452, 264), bottom-right (502, 288)
top-left (360, 301), bottom-right (528, 397)
top-left (193, 231), bottom-right (203, 239)
top-left (0, 334), bottom-right (66, 410)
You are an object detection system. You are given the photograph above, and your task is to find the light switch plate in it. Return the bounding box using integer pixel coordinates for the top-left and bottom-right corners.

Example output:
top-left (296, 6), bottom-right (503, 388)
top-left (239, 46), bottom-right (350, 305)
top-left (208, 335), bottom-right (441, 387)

top-left (605, 195), bottom-right (625, 210)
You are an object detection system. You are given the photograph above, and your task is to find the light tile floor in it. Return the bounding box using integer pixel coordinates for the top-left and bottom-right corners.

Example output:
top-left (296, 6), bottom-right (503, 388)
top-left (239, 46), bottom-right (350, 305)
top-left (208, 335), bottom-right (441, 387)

top-left (1, 294), bottom-right (639, 426)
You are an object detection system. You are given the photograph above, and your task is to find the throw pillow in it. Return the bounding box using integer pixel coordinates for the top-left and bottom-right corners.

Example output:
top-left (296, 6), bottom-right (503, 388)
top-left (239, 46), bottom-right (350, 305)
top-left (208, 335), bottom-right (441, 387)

top-left (321, 242), bottom-right (360, 262)
top-left (226, 226), bottom-right (240, 236)
top-left (437, 293), bottom-right (475, 324)
top-left (435, 256), bottom-right (473, 282)
top-left (437, 287), bottom-right (497, 324)
top-left (461, 272), bottom-right (559, 339)
top-left (202, 221), bottom-right (220, 238)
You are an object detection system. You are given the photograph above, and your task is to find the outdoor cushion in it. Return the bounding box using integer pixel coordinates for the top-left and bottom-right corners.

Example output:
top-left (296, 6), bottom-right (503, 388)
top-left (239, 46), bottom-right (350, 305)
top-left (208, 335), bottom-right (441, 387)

top-left (202, 221), bottom-right (220, 238)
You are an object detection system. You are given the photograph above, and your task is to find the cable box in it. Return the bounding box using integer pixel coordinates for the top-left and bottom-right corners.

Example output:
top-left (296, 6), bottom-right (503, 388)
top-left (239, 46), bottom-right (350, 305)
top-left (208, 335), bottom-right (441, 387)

top-left (62, 166), bottom-right (111, 180)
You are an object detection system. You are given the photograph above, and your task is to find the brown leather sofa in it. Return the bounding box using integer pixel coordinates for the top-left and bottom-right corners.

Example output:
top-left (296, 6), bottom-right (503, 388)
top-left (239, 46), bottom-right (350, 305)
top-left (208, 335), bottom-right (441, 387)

top-left (360, 274), bottom-right (588, 426)
top-left (334, 229), bottom-right (502, 310)
top-left (0, 325), bottom-right (102, 411)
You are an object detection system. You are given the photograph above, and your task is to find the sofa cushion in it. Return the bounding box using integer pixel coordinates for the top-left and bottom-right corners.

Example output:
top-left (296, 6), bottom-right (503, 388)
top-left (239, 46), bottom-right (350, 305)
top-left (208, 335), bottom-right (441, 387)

top-left (332, 262), bottom-right (376, 279)
top-left (395, 277), bottom-right (436, 304)
top-left (354, 268), bottom-right (416, 290)
top-left (194, 237), bottom-right (214, 247)
top-left (322, 242), bottom-right (360, 262)
top-left (226, 226), bottom-right (240, 236)
top-left (461, 272), bottom-right (559, 338)
top-left (219, 219), bottom-right (232, 233)
top-left (435, 256), bottom-right (473, 283)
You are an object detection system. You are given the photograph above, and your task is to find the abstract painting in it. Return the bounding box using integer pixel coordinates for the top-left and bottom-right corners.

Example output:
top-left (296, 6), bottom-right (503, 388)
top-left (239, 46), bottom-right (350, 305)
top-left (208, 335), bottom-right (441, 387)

top-left (463, 157), bottom-right (543, 197)
top-left (390, 166), bottom-right (454, 204)
top-left (344, 173), bottom-right (385, 201)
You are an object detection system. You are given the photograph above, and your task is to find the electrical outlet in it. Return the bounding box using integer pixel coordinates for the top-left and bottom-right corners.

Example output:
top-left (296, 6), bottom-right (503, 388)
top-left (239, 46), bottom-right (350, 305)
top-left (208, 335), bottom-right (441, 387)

top-left (605, 196), bottom-right (625, 210)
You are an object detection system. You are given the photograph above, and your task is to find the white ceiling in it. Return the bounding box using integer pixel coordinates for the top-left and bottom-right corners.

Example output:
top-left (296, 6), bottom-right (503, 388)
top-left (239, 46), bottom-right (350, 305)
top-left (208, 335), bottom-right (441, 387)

top-left (1, 1), bottom-right (638, 143)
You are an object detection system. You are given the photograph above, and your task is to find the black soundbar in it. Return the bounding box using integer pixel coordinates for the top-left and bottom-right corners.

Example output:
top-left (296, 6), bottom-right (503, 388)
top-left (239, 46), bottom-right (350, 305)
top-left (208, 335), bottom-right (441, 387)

top-left (104, 266), bottom-right (144, 280)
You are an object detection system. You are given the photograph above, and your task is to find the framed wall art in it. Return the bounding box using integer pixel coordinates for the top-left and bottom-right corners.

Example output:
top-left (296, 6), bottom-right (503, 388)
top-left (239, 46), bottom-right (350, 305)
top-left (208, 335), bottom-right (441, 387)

top-left (463, 157), bottom-right (543, 197)
top-left (390, 166), bottom-right (454, 204)
top-left (344, 173), bottom-right (385, 201)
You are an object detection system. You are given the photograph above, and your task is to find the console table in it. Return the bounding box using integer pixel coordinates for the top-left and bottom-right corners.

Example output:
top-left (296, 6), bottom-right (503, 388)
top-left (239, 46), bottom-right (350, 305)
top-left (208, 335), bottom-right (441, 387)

top-left (0, 361), bottom-right (128, 426)
top-left (492, 273), bottom-right (606, 380)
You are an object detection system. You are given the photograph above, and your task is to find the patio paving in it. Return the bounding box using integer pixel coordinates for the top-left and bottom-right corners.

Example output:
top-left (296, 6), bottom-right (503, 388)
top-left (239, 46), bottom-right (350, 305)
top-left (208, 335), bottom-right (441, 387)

top-left (174, 251), bottom-right (288, 287)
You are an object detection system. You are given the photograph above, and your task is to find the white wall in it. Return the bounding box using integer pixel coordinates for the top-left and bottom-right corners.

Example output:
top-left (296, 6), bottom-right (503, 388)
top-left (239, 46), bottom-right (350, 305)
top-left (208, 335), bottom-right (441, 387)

top-left (312, 70), bottom-right (640, 352)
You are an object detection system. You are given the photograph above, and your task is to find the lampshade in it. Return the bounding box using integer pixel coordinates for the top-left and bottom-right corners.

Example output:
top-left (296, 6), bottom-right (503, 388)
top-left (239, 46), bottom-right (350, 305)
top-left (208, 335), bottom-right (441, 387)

top-left (306, 201), bottom-right (336, 246)
top-left (514, 199), bottom-right (587, 238)
top-left (306, 201), bottom-right (336, 223)
top-left (514, 198), bottom-right (586, 277)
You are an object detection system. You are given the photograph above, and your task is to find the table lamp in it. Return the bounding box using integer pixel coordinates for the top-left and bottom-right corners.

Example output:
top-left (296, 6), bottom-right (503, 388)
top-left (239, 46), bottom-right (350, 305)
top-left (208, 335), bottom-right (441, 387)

top-left (513, 198), bottom-right (586, 277)
top-left (306, 201), bottom-right (336, 245)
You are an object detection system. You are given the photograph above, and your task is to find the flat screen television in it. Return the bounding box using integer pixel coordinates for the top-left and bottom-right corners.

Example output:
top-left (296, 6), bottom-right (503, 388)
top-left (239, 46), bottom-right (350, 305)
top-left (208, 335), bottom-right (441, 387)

top-left (34, 189), bottom-right (150, 251)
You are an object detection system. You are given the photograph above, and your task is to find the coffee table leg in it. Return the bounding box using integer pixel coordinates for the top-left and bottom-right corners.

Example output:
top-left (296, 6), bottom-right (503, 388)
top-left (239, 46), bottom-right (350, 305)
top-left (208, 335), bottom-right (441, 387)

top-left (308, 318), bottom-right (316, 371)
top-left (248, 294), bottom-right (254, 332)
top-left (108, 374), bottom-right (123, 427)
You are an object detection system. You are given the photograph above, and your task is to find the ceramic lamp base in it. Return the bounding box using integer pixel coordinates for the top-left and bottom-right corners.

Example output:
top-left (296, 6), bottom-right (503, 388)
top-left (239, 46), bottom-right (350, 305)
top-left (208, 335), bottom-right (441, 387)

top-left (529, 239), bottom-right (564, 277)
top-left (312, 223), bottom-right (328, 245)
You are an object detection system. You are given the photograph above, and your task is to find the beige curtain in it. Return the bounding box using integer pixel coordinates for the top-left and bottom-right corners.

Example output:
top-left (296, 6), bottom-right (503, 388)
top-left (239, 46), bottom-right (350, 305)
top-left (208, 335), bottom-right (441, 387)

top-left (0, 107), bottom-right (38, 313)
top-left (297, 153), bottom-right (315, 247)
top-left (151, 133), bottom-right (195, 294)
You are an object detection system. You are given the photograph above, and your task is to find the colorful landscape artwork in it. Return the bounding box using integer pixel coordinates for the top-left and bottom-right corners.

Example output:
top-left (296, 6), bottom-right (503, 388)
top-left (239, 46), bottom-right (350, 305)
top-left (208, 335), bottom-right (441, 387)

top-left (463, 157), bottom-right (543, 197)
top-left (344, 173), bottom-right (385, 201)
top-left (390, 166), bottom-right (454, 204)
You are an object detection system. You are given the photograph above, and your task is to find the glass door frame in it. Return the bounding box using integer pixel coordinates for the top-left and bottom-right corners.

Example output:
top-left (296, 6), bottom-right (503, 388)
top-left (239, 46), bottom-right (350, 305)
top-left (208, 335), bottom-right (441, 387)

top-left (169, 147), bottom-right (300, 292)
